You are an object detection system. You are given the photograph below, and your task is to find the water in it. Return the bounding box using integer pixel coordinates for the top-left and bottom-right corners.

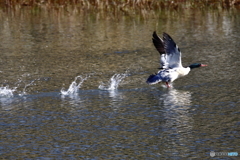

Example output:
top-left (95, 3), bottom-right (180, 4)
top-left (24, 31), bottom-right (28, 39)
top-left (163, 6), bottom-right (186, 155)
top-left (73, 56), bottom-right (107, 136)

top-left (98, 71), bottom-right (128, 90)
top-left (0, 86), bottom-right (16, 97)
top-left (0, 7), bottom-right (240, 159)
top-left (61, 75), bottom-right (89, 96)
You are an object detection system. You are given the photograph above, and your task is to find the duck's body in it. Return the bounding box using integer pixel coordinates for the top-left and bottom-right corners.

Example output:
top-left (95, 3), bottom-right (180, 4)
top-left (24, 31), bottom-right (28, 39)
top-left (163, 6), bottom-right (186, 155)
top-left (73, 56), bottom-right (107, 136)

top-left (147, 32), bottom-right (207, 87)
top-left (147, 67), bottom-right (190, 87)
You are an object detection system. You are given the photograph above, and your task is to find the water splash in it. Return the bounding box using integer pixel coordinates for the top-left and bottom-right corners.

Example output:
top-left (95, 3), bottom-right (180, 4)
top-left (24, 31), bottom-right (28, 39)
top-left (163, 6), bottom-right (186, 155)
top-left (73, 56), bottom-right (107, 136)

top-left (22, 79), bottom-right (38, 95)
top-left (98, 72), bottom-right (128, 90)
top-left (0, 86), bottom-right (16, 97)
top-left (60, 75), bottom-right (88, 96)
top-left (15, 77), bottom-right (42, 96)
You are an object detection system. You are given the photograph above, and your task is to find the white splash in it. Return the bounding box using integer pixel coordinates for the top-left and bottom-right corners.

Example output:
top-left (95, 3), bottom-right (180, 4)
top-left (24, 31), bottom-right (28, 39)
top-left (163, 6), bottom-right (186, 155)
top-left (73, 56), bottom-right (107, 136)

top-left (0, 86), bottom-right (16, 97)
top-left (98, 72), bottom-right (128, 90)
top-left (60, 75), bottom-right (88, 96)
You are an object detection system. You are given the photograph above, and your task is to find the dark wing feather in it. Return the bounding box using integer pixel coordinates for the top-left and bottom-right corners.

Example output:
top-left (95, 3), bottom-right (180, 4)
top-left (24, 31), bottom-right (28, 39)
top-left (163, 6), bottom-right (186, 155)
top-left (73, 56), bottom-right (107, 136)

top-left (152, 31), bottom-right (168, 69)
top-left (152, 31), bottom-right (165, 55)
top-left (163, 32), bottom-right (182, 68)
top-left (146, 74), bottom-right (162, 85)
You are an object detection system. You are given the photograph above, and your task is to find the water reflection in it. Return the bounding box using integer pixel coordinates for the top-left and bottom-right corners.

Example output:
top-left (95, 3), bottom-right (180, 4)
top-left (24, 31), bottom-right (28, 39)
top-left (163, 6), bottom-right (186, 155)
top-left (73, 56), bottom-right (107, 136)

top-left (108, 89), bottom-right (125, 111)
top-left (159, 89), bottom-right (193, 157)
top-left (160, 89), bottom-right (192, 107)
top-left (0, 96), bottom-right (16, 110)
top-left (60, 93), bottom-right (83, 108)
top-left (0, 94), bottom-right (28, 112)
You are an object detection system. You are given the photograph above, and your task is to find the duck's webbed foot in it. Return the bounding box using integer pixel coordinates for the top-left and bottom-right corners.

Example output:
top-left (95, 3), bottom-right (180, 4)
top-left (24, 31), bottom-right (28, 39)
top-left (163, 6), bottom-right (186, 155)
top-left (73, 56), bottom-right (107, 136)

top-left (166, 82), bottom-right (171, 88)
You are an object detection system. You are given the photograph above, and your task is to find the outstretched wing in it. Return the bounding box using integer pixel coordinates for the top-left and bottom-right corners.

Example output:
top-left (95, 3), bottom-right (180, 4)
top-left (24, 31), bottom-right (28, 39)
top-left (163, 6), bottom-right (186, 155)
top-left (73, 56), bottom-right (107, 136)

top-left (152, 31), bottom-right (165, 54)
top-left (152, 31), bottom-right (168, 69)
top-left (163, 32), bottom-right (182, 69)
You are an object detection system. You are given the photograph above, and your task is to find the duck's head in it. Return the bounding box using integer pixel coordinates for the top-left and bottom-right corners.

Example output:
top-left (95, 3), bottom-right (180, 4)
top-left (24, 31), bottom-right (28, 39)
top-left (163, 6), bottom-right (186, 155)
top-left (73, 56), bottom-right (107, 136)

top-left (189, 63), bottom-right (207, 69)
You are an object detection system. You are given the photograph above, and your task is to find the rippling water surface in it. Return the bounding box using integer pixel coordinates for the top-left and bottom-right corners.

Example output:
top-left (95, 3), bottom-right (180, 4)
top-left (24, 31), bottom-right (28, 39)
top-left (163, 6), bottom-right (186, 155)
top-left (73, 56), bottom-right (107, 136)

top-left (0, 7), bottom-right (240, 159)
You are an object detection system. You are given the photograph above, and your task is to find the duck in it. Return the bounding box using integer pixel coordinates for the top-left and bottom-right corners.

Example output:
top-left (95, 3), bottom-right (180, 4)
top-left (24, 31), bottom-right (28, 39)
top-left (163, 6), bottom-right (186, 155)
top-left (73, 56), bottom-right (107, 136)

top-left (146, 31), bottom-right (207, 87)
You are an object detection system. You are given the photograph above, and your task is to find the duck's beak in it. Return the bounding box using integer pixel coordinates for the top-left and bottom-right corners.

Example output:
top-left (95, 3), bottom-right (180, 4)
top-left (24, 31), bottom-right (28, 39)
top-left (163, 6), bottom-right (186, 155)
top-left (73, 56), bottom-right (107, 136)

top-left (201, 64), bottom-right (208, 67)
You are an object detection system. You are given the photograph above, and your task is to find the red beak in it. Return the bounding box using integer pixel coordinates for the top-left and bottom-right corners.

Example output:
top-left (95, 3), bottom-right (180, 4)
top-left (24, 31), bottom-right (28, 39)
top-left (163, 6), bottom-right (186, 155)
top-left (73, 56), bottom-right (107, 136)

top-left (201, 64), bottom-right (207, 67)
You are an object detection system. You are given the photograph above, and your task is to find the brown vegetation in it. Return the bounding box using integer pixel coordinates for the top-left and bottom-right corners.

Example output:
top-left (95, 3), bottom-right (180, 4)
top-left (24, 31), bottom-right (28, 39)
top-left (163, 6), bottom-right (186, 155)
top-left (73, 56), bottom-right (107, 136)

top-left (2, 0), bottom-right (240, 10)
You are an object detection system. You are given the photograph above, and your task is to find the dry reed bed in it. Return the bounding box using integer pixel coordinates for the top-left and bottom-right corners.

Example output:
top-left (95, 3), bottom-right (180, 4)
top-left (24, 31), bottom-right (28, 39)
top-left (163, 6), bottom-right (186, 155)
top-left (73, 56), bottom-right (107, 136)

top-left (3, 0), bottom-right (240, 10)
top-left (1, 0), bottom-right (240, 20)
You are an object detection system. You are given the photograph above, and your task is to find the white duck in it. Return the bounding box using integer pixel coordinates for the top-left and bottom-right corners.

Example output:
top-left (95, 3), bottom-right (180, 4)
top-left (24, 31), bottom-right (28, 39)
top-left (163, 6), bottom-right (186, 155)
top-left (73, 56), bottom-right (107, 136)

top-left (146, 31), bottom-right (207, 87)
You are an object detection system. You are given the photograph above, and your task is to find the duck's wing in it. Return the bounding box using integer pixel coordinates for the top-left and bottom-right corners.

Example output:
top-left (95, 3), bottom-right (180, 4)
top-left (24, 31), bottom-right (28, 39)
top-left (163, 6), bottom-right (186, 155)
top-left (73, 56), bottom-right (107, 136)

top-left (146, 69), bottom-right (173, 85)
top-left (152, 31), bottom-right (168, 69)
top-left (152, 31), bottom-right (165, 54)
top-left (146, 73), bottom-right (162, 85)
top-left (163, 32), bottom-right (182, 69)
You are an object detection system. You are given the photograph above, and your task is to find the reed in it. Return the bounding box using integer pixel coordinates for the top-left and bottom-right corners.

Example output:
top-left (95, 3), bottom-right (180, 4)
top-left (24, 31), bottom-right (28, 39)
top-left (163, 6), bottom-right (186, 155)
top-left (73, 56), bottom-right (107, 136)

top-left (2, 0), bottom-right (240, 10)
